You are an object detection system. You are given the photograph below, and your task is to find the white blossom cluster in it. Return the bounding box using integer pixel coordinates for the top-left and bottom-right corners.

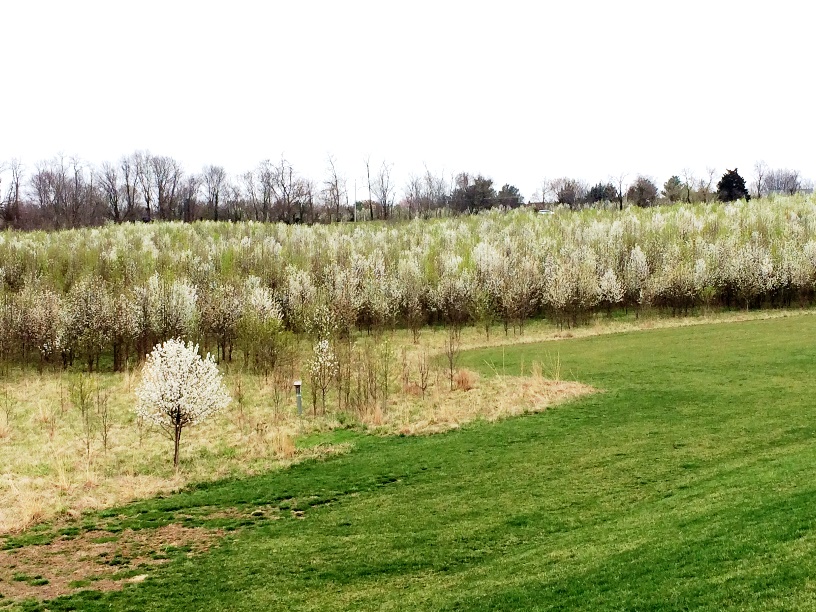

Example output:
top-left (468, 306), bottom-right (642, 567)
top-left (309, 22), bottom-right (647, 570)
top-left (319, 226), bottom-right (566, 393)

top-left (142, 274), bottom-right (199, 340)
top-left (16, 285), bottom-right (63, 362)
top-left (63, 276), bottom-right (114, 366)
top-left (135, 339), bottom-right (230, 429)
top-left (308, 338), bottom-right (339, 409)
top-left (309, 339), bottom-right (338, 379)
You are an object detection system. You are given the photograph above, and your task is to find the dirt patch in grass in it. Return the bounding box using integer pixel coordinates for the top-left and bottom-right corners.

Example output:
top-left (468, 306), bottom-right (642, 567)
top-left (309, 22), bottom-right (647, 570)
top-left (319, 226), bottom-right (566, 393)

top-left (178, 503), bottom-right (284, 522)
top-left (0, 524), bottom-right (223, 602)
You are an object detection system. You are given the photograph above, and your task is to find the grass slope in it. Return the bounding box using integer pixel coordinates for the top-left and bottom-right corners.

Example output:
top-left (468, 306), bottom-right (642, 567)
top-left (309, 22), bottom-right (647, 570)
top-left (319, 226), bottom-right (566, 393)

top-left (16, 315), bottom-right (816, 610)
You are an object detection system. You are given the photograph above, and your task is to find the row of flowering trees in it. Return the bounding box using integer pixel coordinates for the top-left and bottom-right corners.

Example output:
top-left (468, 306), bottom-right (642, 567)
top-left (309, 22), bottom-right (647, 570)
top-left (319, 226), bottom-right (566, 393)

top-left (1, 196), bottom-right (816, 371)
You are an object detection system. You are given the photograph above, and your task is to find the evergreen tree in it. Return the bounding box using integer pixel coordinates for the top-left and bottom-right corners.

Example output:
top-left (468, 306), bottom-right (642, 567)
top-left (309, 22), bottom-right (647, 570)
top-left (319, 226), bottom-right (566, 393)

top-left (497, 184), bottom-right (523, 208)
top-left (587, 182), bottom-right (618, 204)
top-left (717, 168), bottom-right (750, 202)
top-left (662, 176), bottom-right (684, 203)
top-left (451, 174), bottom-right (496, 213)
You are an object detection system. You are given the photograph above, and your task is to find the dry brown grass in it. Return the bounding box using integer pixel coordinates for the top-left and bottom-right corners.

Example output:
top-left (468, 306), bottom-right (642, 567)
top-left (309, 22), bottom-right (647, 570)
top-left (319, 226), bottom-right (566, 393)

top-left (367, 366), bottom-right (593, 436)
top-left (0, 370), bottom-right (350, 534)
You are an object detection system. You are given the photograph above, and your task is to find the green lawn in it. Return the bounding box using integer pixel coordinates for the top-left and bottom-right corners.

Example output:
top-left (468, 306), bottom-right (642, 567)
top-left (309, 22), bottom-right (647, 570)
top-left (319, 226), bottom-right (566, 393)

top-left (13, 315), bottom-right (816, 611)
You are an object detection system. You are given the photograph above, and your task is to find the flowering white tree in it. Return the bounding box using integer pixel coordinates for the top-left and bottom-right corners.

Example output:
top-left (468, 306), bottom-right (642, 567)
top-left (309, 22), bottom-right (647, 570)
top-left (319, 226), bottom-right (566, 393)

top-left (499, 253), bottom-right (542, 334)
top-left (238, 276), bottom-right (286, 373)
top-left (598, 268), bottom-right (624, 315)
top-left (433, 268), bottom-right (474, 334)
top-left (396, 255), bottom-right (428, 342)
top-left (141, 274), bottom-right (199, 344)
top-left (623, 245), bottom-right (649, 315)
top-left (111, 291), bottom-right (139, 372)
top-left (325, 264), bottom-right (361, 338)
top-left (17, 285), bottom-right (63, 370)
top-left (135, 339), bottom-right (231, 468)
top-left (309, 338), bottom-right (338, 414)
top-left (282, 265), bottom-right (316, 334)
top-left (200, 282), bottom-right (243, 361)
top-left (64, 275), bottom-right (113, 371)
top-left (544, 247), bottom-right (599, 328)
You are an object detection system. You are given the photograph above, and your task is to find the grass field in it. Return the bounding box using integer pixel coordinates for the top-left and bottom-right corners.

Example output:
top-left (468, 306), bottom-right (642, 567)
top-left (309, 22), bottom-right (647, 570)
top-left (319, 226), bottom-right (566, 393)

top-left (5, 314), bottom-right (816, 610)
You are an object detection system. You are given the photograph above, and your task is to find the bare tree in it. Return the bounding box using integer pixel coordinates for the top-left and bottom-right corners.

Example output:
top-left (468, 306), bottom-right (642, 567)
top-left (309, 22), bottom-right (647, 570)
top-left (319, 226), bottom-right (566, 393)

top-left (404, 174), bottom-right (423, 219)
top-left (225, 181), bottom-right (244, 221)
top-left (202, 165), bottom-right (227, 221)
top-left (613, 173), bottom-right (628, 210)
top-left (272, 157), bottom-right (308, 223)
top-left (424, 166), bottom-right (448, 214)
top-left (374, 161), bottom-right (395, 219)
top-left (241, 170), bottom-right (260, 220)
top-left (257, 160), bottom-right (276, 222)
top-left (760, 167), bottom-right (802, 196)
top-left (405, 166), bottom-right (449, 218)
top-left (752, 161), bottom-right (769, 199)
top-left (548, 177), bottom-right (587, 208)
top-left (151, 155), bottom-right (183, 220)
top-left (323, 155), bottom-right (346, 222)
top-left (697, 167), bottom-right (717, 203)
top-left (365, 156), bottom-right (375, 221)
top-left (776, 169), bottom-right (801, 195)
top-left (120, 154), bottom-right (140, 221)
top-left (304, 179), bottom-right (316, 224)
top-left (30, 155), bottom-right (70, 228)
top-left (99, 162), bottom-right (123, 223)
top-left (67, 156), bottom-right (87, 226)
top-left (135, 151), bottom-right (155, 220)
top-left (28, 155), bottom-right (103, 228)
top-left (681, 168), bottom-right (695, 204)
top-left (2, 159), bottom-right (23, 226)
top-left (179, 173), bottom-right (201, 222)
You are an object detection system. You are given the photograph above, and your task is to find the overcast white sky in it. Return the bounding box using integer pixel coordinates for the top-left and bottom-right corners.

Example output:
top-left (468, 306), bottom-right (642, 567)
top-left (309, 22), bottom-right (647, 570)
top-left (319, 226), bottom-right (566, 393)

top-left (2, 0), bottom-right (814, 200)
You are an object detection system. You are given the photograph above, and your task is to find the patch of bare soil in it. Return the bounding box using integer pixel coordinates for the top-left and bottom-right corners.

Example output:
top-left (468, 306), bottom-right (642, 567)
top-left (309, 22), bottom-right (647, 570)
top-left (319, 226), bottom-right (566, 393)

top-left (0, 524), bottom-right (223, 602)
top-left (178, 503), bottom-right (284, 521)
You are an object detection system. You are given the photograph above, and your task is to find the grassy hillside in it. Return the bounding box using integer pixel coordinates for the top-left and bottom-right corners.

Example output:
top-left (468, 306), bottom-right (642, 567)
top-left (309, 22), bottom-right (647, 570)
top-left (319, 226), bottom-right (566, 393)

top-left (9, 314), bottom-right (816, 610)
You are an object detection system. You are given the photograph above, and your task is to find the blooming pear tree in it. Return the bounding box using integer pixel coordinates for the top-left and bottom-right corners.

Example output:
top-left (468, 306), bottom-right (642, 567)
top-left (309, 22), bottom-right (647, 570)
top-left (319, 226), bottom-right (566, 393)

top-left (135, 339), bottom-right (231, 468)
top-left (308, 338), bottom-right (338, 414)
top-left (598, 268), bottom-right (624, 316)
top-left (17, 285), bottom-right (63, 370)
top-left (200, 282), bottom-right (243, 361)
top-left (64, 275), bottom-right (114, 371)
top-left (238, 276), bottom-right (286, 373)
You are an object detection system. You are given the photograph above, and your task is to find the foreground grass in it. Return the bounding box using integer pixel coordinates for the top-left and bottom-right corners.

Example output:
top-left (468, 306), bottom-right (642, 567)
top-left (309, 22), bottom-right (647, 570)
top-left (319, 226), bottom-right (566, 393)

top-left (7, 315), bottom-right (816, 610)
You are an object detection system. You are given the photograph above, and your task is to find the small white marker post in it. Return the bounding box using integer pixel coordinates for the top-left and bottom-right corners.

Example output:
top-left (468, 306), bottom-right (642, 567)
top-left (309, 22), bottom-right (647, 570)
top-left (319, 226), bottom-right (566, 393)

top-left (293, 379), bottom-right (302, 416)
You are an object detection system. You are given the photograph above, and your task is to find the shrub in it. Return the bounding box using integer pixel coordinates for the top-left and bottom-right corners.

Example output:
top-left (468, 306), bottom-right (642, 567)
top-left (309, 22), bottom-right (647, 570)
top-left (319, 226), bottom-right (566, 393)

top-left (453, 369), bottom-right (478, 392)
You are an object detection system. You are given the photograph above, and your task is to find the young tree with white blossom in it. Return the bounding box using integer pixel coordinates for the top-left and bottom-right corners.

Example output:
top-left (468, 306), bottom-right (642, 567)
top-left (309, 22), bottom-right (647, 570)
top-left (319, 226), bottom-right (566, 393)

top-left (309, 338), bottom-right (338, 415)
top-left (135, 339), bottom-right (231, 468)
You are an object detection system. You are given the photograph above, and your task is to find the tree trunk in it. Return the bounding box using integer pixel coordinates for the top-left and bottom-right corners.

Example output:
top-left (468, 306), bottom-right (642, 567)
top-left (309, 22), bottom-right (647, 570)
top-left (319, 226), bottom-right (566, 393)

top-left (174, 423), bottom-right (182, 469)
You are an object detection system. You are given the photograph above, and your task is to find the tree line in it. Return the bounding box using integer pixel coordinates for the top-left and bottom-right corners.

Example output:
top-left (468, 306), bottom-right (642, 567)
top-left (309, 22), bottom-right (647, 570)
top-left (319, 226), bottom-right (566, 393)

top-left (544, 165), bottom-right (810, 210)
top-left (0, 153), bottom-right (811, 230)
top-left (2, 198), bottom-right (816, 376)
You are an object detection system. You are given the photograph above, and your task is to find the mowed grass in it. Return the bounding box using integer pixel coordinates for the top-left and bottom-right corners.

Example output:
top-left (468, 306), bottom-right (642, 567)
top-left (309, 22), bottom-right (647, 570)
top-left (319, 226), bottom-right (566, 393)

top-left (14, 314), bottom-right (816, 610)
